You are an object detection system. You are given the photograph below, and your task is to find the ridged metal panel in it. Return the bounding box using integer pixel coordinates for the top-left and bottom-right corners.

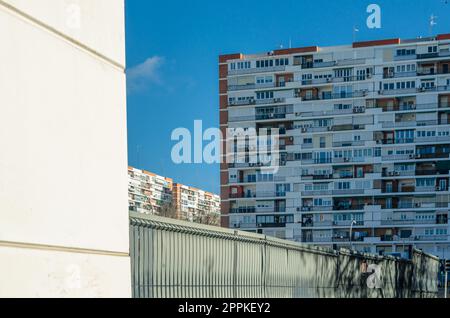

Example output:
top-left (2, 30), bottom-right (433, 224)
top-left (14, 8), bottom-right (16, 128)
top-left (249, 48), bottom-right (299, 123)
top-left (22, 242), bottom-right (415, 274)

top-left (130, 212), bottom-right (439, 298)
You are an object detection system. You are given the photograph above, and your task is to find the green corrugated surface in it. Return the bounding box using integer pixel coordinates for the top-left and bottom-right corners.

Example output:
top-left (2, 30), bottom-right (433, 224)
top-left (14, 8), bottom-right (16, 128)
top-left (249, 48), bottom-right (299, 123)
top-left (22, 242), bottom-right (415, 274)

top-left (129, 212), bottom-right (439, 298)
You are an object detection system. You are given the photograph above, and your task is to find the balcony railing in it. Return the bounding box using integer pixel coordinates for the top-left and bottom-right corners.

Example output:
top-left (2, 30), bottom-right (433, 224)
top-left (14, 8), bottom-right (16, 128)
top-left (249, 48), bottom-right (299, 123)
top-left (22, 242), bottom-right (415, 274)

top-left (230, 207), bottom-right (256, 214)
top-left (299, 91), bottom-right (368, 101)
top-left (228, 66), bottom-right (286, 76)
top-left (381, 120), bottom-right (438, 129)
top-left (228, 99), bottom-right (256, 107)
top-left (415, 235), bottom-right (448, 241)
top-left (377, 102), bottom-right (449, 112)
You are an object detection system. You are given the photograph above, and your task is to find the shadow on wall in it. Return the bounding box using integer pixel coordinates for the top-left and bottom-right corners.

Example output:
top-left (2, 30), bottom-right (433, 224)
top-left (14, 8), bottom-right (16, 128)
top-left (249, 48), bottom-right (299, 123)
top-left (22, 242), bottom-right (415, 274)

top-left (129, 212), bottom-right (440, 299)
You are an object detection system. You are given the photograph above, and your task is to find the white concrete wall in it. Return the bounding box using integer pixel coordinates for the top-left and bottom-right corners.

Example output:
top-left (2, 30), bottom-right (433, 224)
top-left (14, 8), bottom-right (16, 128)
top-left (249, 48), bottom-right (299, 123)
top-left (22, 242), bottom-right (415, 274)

top-left (0, 0), bottom-right (130, 297)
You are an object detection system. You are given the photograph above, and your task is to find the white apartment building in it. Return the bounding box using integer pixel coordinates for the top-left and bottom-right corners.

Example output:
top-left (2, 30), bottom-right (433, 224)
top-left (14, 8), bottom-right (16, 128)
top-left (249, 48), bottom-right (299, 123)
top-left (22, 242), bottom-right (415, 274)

top-left (219, 35), bottom-right (450, 259)
top-left (0, 1), bottom-right (130, 297)
top-left (173, 184), bottom-right (221, 224)
top-left (128, 167), bottom-right (173, 214)
top-left (128, 167), bottom-right (221, 225)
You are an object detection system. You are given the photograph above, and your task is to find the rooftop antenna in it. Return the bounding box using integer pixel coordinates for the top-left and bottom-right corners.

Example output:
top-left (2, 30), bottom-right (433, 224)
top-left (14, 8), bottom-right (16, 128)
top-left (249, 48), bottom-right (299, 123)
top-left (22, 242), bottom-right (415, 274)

top-left (429, 14), bottom-right (438, 36)
top-left (353, 25), bottom-right (360, 43)
top-left (289, 37), bottom-right (292, 49)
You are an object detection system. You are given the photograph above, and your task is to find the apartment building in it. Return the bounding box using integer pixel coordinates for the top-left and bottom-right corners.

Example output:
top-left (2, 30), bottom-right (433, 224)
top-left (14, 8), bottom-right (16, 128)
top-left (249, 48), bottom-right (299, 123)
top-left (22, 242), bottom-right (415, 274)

top-left (173, 184), bottom-right (221, 223)
top-left (219, 34), bottom-right (450, 259)
top-left (128, 167), bottom-right (173, 214)
top-left (128, 167), bottom-right (221, 225)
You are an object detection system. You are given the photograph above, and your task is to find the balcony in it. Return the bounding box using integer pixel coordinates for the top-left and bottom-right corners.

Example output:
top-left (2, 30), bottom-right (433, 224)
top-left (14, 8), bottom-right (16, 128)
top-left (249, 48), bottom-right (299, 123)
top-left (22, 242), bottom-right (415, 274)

top-left (228, 66), bottom-right (285, 76)
top-left (378, 88), bottom-right (417, 96)
top-left (381, 120), bottom-right (438, 129)
top-left (380, 219), bottom-right (439, 226)
top-left (333, 220), bottom-right (364, 227)
top-left (417, 52), bottom-right (440, 60)
top-left (379, 138), bottom-right (415, 145)
top-left (301, 190), bottom-right (332, 196)
top-left (382, 170), bottom-right (415, 177)
top-left (255, 97), bottom-right (287, 105)
top-left (299, 107), bottom-right (354, 118)
top-left (333, 204), bottom-right (366, 211)
top-left (377, 102), bottom-right (442, 112)
top-left (232, 223), bottom-right (257, 229)
top-left (257, 222), bottom-right (287, 228)
top-left (415, 235), bottom-right (448, 242)
top-left (417, 68), bottom-right (450, 76)
top-left (300, 206), bottom-right (333, 212)
top-left (229, 193), bottom-right (256, 199)
top-left (228, 99), bottom-right (256, 107)
top-left (416, 169), bottom-right (449, 176)
top-left (256, 191), bottom-right (287, 198)
top-left (301, 61), bottom-right (337, 69)
top-left (230, 207), bottom-right (256, 214)
top-left (332, 189), bottom-right (365, 195)
top-left (255, 113), bottom-right (287, 121)
top-left (383, 71), bottom-right (417, 79)
top-left (299, 90), bottom-right (368, 101)
top-left (301, 75), bottom-right (371, 86)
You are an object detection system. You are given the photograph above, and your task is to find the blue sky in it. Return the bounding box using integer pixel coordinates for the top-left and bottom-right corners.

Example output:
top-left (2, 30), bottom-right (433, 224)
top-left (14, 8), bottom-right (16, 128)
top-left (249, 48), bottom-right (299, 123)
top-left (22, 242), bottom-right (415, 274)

top-left (125, 0), bottom-right (450, 194)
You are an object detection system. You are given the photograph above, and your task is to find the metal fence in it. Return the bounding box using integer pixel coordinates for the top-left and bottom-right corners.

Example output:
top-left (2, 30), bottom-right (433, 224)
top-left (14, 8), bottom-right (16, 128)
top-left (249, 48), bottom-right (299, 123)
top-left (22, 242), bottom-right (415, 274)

top-left (129, 212), bottom-right (439, 298)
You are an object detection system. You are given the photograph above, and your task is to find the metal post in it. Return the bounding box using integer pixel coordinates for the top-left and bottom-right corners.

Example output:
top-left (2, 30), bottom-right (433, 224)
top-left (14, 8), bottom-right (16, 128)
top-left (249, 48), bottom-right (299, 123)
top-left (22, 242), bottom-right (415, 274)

top-left (349, 220), bottom-right (357, 250)
top-left (445, 271), bottom-right (448, 299)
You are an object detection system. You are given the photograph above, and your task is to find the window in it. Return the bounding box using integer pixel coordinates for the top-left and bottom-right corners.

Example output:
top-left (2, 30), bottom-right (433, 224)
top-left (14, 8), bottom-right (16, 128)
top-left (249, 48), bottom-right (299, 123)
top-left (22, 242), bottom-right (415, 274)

top-left (320, 137), bottom-right (326, 148)
top-left (232, 61), bottom-right (251, 70)
top-left (427, 46), bottom-right (438, 53)
top-left (335, 103), bottom-right (352, 110)
top-left (396, 64), bottom-right (416, 73)
top-left (396, 49), bottom-right (416, 56)
top-left (256, 58), bottom-right (288, 69)
top-left (256, 76), bottom-right (273, 84)
top-left (416, 178), bottom-right (435, 187)
top-left (256, 91), bottom-right (274, 100)
top-left (336, 182), bottom-right (351, 190)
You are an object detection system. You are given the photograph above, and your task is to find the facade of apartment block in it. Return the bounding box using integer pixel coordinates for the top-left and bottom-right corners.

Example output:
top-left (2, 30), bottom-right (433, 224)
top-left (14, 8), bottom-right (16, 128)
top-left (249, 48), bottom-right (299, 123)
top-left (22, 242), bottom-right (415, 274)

top-left (128, 167), bottom-right (221, 225)
top-left (128, 167), bottom-right (173, 215)
top-left (219, 35), bottom-right (450, 259)
top-left (173, 183), bottom-right (221, 223)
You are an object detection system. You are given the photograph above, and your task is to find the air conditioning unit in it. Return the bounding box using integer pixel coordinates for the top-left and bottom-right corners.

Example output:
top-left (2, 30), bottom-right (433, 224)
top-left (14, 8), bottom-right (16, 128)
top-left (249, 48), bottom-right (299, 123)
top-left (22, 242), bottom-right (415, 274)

top-left (389, 172), bottom-right (394, 176)
top-left (411, 104), bottom-right (416, 110)
top-left (409, 154), bottom-right (415, 159)
top-left (302, 128), bottom-right (308, 133)
top-left (395, 171), bottom-right (401, 176)
top-left (344, 158), bottom-right (350, 162)
top-left (415, 154), bottom-right (422, 159)
top-left (289, 137), bottom-right (294, 142)
top-left (436, 186), bottom-right (442, 191)
top-left (295, 112), bottom-right (301, 116)
top-left (415, 203), bottom-right (422, 208)
top-left (328, 126), bottom-right (333, 131)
